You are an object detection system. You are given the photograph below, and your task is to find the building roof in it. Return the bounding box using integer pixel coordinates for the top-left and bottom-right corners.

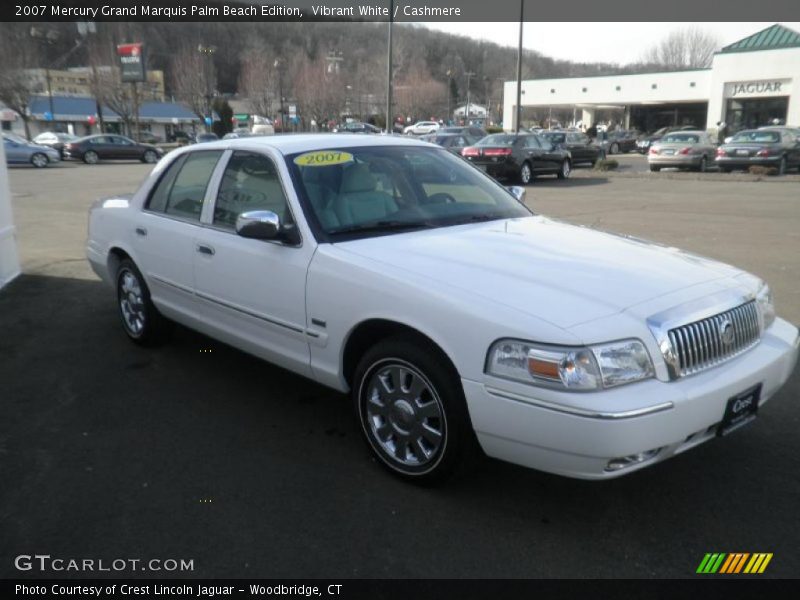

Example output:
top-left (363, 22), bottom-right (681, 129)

top-left (28, 95), bottom-right (201, 123)
top-left (719, 24), bottom-right (800, 54)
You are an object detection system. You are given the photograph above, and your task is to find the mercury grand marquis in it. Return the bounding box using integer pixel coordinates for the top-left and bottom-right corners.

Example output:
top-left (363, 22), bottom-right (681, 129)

top-left (86, 134), bottom-right (799, 483)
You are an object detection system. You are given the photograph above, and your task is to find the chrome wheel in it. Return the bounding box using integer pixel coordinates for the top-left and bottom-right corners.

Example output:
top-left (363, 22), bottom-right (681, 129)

top-left (119, 269), bottom-right (145, 336)
top-left (561, 159), bottom-right (571, 178)
top-left (84, 151), bottom-right (99, 164)
top-left (519, 162), bottom-right (532, 184)
top-left (362, 360), bottom-right (446, 470)
top-left (31, 153), bottom-right (48, 168)
top-left (143, 150), bottom-right (157, 163)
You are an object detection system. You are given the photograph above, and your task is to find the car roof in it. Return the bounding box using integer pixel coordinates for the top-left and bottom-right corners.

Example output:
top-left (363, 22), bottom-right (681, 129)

top-left (185, 133), bottom-right (435, 156)
top-left (662, 130), bottom-right (705, 135)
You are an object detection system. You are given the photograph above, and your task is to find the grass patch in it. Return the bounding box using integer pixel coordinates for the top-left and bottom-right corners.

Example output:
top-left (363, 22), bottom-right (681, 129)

top-left (593, 159), bottom-right (619, 172)
top-left (748, 165), bottom-right (779, 176)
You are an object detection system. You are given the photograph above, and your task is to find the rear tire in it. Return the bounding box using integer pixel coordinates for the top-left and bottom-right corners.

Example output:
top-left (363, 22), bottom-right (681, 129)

top-left (83, 150), bottom-right (99, 165)
top-left (610, 142), bottom-right (619, 155)
top-left (649, 165), bottom-right (660, 172)
top-left (697, 156), bottom-right (708, 173)
top-left (353, 335), bottom-right (475, 485)
top-left (519, 161), bottom-right (533, 185)
top-left (143, 150), bottom-right (158, 164)
top-left (778, 156), bottom-right (787, 175)
top-left (116, 258), bottom-right (171, 346)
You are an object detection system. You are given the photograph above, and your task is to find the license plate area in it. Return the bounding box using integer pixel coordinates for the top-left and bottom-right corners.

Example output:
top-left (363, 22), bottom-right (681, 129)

top-left (717, 383), bottom-right (761, 437)
top-left (736, 149), bottom-right (750, 156)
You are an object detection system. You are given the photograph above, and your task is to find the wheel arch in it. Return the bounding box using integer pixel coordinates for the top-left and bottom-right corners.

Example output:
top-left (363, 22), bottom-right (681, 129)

top-left (341, 318), bottom-right (460, 390)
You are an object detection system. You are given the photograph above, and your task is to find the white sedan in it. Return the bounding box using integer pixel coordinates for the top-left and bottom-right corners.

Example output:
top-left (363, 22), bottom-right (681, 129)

top-left (403, 121), bottom-right (440, 135)
top-left (86, 135), bottom-right (799, 483)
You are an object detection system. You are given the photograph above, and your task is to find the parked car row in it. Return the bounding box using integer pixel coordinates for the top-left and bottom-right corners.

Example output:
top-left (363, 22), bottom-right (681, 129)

top-left (648, 127), bottom-right (800, 174)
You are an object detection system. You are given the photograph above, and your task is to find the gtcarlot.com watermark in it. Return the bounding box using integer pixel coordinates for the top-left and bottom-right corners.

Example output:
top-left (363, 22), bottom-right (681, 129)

top-left (14, 554), bottom-right (194, 573)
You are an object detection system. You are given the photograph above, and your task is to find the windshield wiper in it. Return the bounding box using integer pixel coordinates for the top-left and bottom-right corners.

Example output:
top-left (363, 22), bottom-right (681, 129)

top-left (446, 214), bottom-right (506, 226)
top-left (328, 219), bottom-right (436, 236)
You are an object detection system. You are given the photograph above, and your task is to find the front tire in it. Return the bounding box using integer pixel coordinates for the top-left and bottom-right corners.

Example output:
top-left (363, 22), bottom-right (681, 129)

top-left (697, 156), bottom-right (708, 173)
top-left (557, 159), bottom-right (571, 179)
top-left (83, 150), bottom-right (99, 165)
top-left (30, 153), bottom-right (48, 168)
top-left (778, 156), bottom-right (787, 175)
top-left (116, 259), bottom-right (171, 346)
top-left (519, 161), bottom-right (533, 184)
top-left (353, 336), bottom-right (473, 484)
top-left (609, 142), bottom-right (619, 155)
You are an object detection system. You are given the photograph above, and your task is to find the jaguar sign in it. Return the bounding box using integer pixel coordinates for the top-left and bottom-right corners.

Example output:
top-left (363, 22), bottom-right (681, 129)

top-left (726, 80), bottom-right (789, 98)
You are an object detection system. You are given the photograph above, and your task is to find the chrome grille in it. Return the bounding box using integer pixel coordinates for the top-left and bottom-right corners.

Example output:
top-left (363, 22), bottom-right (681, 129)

top-left (668, 301), bottom-right (760, 377)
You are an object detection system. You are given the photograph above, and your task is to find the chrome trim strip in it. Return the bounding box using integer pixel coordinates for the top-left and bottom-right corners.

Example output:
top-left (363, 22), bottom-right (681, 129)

top-left (194, 290), bottom-right (305, 334)
top-left (150, 275), bottom-right (312, 337)
top-left (484, 386), bottom-right (674, 420)
top-left (150, 274), bottom-right (194, 295)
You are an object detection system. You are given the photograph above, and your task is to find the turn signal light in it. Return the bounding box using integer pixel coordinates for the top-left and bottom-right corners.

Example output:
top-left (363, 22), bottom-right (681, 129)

top-left (462, 147), bottom-right (480, 157)
top-left (756, 149), bottom-right (772, 157)
top-left (716, 148), bottom-right (727, 157)
top-left (648, 148), bottom-right (658, 155)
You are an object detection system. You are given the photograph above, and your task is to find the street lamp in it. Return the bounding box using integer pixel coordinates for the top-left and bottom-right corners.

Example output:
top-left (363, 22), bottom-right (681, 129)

top-left (197, 44), bottom-right (216, 132)
top-left (273, 58), bottom-right (285, 133)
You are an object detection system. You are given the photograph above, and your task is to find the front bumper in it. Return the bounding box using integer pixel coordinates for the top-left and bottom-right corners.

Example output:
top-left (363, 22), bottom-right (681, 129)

top-left (463, 318), bottom-right (799, 479)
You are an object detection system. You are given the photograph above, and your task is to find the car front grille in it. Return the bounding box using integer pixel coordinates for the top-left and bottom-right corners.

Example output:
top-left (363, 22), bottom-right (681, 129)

top-left (668, 300), bottom-right (760, 377)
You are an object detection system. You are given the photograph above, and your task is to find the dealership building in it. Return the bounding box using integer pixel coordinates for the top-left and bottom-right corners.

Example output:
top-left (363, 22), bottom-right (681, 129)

top-left (503, 24), bottom-right (800, 135)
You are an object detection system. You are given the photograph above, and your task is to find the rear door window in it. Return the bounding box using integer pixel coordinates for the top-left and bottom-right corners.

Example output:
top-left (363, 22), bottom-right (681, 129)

top-left (146, 151), bottom-right (222, 221)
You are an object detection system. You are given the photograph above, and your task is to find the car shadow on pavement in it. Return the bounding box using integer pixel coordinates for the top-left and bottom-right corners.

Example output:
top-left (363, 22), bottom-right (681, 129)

top-left (529, 176), bottom-right (610, 187)
top-left (1, 273), bottom-right (798, 578)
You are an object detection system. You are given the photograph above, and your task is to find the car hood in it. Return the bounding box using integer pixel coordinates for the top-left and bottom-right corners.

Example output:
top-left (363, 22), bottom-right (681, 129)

top-left (335, 216), bottom-right (744, 329)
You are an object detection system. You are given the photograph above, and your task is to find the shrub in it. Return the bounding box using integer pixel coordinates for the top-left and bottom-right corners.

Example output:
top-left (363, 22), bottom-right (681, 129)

top-left (748, 165), bottom-right (778, 176)
top-left (485, 126), bottom-right (504, 134)
top-left (593, 159), bottom-right (619, 171)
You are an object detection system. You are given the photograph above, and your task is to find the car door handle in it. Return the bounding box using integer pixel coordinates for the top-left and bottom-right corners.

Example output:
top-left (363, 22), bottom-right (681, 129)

top-left (196, 244), bottom-right (215, 256)
top-left (135, 227), bottom-right (147, 237)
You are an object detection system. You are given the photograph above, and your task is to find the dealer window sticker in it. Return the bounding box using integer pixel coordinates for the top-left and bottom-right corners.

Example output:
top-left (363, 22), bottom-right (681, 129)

top-left (294, 150), bottom-right (354, 167)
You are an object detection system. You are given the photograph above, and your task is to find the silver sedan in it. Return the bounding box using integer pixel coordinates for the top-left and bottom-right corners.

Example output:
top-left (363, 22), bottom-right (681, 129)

top-left (648, 131), bottom-right (717, 172)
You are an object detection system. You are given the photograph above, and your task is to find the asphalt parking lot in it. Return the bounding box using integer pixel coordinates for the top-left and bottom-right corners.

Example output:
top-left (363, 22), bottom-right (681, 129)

top-left (1, 160), bottom-right (799, 578)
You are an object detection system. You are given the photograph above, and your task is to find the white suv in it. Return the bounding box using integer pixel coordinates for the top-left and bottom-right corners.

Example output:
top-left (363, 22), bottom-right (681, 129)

top-left (403, 121), bottom-right (440, 135)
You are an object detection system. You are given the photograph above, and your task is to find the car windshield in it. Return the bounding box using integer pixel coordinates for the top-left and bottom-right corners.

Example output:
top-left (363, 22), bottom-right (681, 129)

top-left (541, 133), bottom-right (566, 143)
top-left (731, 131), bottom-right (780, 143)
top-left (476, 134), bottom-right (516, 147)
top-left (287, 145), bottom-right (531, 238)
top-left (662, 134), bottom-right (700, 143)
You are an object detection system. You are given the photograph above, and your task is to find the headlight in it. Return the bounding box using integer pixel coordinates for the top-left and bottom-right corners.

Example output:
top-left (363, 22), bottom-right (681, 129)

top-left (756, 283), bottom-right (775, 330)
top-left (486, 339), bottom-right (654, 392)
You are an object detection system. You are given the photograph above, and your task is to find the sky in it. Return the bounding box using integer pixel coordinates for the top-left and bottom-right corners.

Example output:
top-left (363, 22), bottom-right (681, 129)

top-left (419, 22), bottom-right (800, 65)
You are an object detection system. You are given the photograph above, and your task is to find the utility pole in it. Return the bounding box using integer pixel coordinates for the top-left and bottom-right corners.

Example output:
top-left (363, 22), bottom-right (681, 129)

top-left (515, 0), bottom-right (524, 133)
top-left (464, 71), bottom-right (475, 126)
top-left (274, 59), bottom-right (284, 133)
top-left (385, 0), bottom-right (394, 133)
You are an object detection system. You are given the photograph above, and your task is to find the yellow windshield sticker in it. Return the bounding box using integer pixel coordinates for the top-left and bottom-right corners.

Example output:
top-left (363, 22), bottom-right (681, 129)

top-left (294, 150), bottom-right (354, 167)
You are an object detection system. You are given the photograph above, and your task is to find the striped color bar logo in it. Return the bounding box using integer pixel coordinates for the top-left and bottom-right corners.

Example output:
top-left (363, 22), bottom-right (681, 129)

top-left (696, 553), bottom-right (773, 574)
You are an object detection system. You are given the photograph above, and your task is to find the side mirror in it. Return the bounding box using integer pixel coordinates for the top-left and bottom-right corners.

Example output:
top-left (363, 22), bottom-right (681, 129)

top-left (506, 186), bottom-right (526, 203)
top-left (236, 210), bottom-right (280, 240)
top-left (724, 136), bottom-right (733, 144)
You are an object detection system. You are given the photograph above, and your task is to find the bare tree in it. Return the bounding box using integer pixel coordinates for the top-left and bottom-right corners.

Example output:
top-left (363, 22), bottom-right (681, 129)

top-left (171, 43), bottom-right (216, 120)
top-left (238, 39), bottom-right (278, 118)
top-left (0, 29), bottom-right (40, 139)
top-left (395, 65), bottom-right (447, 121)
top-left (291, 55), bottom-right (344, 127)
top-left (643, 27), bottom-right (720, 69)
top-left (87, 40), bottom-right (139, 136)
